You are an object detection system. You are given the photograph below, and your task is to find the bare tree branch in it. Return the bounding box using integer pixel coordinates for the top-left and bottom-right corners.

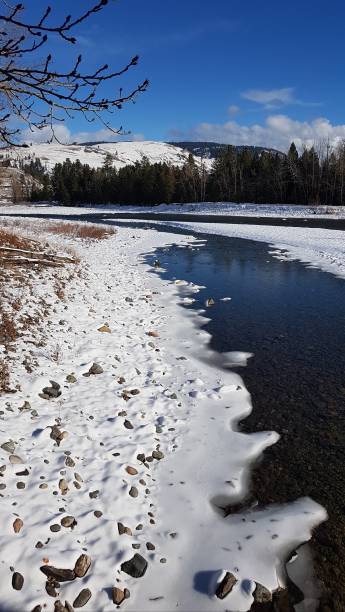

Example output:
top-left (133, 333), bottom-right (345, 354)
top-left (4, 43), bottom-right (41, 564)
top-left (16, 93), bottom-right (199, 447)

top-left (0, 1), bottom-right (148, 146)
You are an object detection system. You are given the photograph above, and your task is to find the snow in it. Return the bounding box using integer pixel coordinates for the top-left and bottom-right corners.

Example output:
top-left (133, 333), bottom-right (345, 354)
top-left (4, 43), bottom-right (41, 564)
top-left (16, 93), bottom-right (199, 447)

top-left (102, 201), bottom-right (345, 219)
top-left (0, 141), bottom-right (213, 172)
top-left (0, 216), bottom-right (326, 611)
top-left (3, 201), bottom-right (344, 219)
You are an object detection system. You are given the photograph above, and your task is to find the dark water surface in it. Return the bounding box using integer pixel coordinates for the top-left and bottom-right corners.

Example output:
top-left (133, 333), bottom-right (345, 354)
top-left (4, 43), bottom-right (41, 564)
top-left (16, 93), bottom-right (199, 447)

top-left (129, 222), bottom-right (345, 611)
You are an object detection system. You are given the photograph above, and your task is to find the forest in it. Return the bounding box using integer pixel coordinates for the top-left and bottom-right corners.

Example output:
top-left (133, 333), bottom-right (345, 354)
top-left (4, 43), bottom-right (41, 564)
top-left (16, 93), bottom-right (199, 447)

top-left (28, 141), bottom-right (345, 206)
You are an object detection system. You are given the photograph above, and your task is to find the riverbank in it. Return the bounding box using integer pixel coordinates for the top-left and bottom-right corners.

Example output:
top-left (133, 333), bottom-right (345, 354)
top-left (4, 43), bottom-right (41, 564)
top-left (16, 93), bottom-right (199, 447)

top-left (0, 217), bottom-right (325, 611)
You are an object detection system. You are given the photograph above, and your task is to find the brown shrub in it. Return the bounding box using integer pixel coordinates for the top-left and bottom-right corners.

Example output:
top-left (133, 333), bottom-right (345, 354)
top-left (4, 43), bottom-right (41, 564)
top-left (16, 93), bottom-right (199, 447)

top-left (0, 358), bottom-right (10, 394)
top-left (0, 311), bottom-right (17, 344)
top-left (44, 222), bottom-right (116, 240)
top-left (0, 227), bottom-right (35, 250)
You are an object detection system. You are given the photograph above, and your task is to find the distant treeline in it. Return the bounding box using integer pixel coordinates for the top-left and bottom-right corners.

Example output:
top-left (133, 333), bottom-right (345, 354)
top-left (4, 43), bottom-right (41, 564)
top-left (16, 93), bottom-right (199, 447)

top-left (30, 141), bottom-right (345, 205)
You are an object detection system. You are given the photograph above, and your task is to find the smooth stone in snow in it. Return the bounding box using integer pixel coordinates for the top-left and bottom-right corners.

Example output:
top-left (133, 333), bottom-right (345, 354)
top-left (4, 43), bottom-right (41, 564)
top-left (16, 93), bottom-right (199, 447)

top-left (121, 554), bottom-right (148, 578)
top-left (98, 324), bottom-right (111, 333)
top-left (1, 441), bottom-right (15, 453)
top-left (129, 486), bottom-right (138, 498)
top-left (12, 572), bottom-right (24, 590)
top-left (216, 572), bottom-right (237, 599)
top-left (61, 516), bottom-right (76, 528)
top-left (253, 582), bottom-right (272, 603)
top-left (87, 363), bottom-right (104, 375)
top-left (152, 450), bottom-right (164, 460)
top-left (73, 588), bottom-right (92, 608)
top-left (13, 518), bottom-right (23, 533)
top-left (9, 454), bottom-right (24, 464)
top-left (126, 466), bottom-right (138, 475)
top-left (112, 587), bottom-right (125, 605)
top-left (40, 566), bottom-right (75, 582)
top-left (74, 554), bottom-right (91, 578)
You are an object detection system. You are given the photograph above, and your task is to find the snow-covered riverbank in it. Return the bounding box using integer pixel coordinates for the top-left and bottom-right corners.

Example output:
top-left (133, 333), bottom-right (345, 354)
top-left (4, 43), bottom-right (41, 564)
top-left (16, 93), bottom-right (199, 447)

top-left (3, 201), bottom-right (345, 219)
top-left (0, 218), bottom-right (326, 611)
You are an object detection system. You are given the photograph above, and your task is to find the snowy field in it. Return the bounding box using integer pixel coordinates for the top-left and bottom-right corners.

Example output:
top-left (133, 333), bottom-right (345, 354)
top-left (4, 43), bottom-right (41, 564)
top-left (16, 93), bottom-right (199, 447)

top-left (0, 215), bottom-right (328, 611)
top-left (3, 201), bottom-right (345, 219)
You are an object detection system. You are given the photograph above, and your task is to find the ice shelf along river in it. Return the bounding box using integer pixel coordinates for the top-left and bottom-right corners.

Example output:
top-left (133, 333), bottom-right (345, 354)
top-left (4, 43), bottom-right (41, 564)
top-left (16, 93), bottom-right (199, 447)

top-left (115, 220), bottom-right (344, 610)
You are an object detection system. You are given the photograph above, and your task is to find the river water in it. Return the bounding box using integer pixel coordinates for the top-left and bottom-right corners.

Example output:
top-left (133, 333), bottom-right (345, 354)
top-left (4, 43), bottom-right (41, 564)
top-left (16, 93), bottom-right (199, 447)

top-left (130, 221), bottom-right (345, 610)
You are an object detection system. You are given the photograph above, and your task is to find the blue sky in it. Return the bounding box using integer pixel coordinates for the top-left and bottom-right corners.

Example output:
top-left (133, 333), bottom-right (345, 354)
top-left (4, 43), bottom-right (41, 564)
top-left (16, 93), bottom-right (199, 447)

top-left (25, 0), bottom-right (345, 150)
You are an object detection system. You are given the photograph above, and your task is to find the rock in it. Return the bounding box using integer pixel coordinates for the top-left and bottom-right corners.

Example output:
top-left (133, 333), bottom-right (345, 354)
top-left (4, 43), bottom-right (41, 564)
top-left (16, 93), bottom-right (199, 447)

top-left (130, 389), bottom-right (140, 395)
top-left (74, 472), bottom-right (83, 483)
top-left (12, 572), bottom-right (24, 590)
top-left (88, 363), bottom-right (104, 376)
top-left (73, 588), bottom-right (92, 608)
top-left (19, 401), bottom-right (31, 412)
top-left (50, 425), bottom-right (65, 446)
top-left (137, 453), bottom-right (146, 463)
top-left (13, 518), bottom-right (23, 533)
top-left (205, 298), bottom-right (215, 306)
top-left (46, 581), bottom-right (59, 598)
top-left (121, 553), bottom-right (148, 578)
top-left (31, 606), bottom-right (42, 612)
top-left (253, 582), bottom-right (272, 604)
top-left (124, 589), bottom-right (130, 599)
top-left (66, 374), bottom-right (77, 383)
top-left (89, 490), bottom-right (99, 499)
top-left (40, 381), bottom-right (61, 399)
top-left (1, 440), bottom-right (15, 453)
top-left (118, 523), bottom-right (132, 536)
top-left (129, 486), bottom-right (138, 498)
top-left (54, 602), bottom-right (69, 612)
top-left (152, 450), bottom-right (164, 460)
top-left (61, 516), bottom-right (76, 528)
top-left (9, 455), bottom-right (24, 465)
top-left (65, 456), bottom-right (75, 467)
top-left (16, 468), bottom-right (29, 476)
top-left (50, 523), bottom-right (61, 533)
top-left (126, 466), bottom-right (138, 476)
top-left (124, 420), bottom-right (133, 430)
top-left (16, 481), bottom-right (25, 489)
top-left (215, 572), bottom-right (237, 599)
top-left (148, 331), bottom-right (159, 337)
top-left (74, 554), bottom-right (91, 578)
top-left (112, 587), bottom-right (125, 605)
top-left (94, 510), bottom-right (103, 518)
top-left (59, 478), bottom-right (69, 495)
top-left (98, 324), bottom-right (111, 333)
top-left (40, 566), bottom-right (76, 582)
top-left (146, 542), bottom-right (155, 550)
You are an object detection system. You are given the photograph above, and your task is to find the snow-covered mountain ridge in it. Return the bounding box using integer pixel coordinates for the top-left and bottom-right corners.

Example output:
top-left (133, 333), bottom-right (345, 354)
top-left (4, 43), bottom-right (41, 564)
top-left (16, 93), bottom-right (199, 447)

top-left (0, 141), bottom-right (214, 172)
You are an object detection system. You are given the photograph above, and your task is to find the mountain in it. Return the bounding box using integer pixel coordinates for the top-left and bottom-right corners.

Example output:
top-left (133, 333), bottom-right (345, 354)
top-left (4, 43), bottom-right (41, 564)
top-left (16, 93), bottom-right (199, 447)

top-left (0, 141), bottom-right (214, 173)
top-left (170, 141), bottom-right (283, 159)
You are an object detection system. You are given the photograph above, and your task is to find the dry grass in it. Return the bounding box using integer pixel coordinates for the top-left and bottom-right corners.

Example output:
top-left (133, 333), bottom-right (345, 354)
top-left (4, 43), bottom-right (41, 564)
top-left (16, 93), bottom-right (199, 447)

top-left (0, 227), bottom-right (36, 251)
top-left (0, 221), bottom-right (80, 395)
top-left (0, 311), bottom-right (17, 345)
top-left (44, 222), bottom-right (116, 240)
top-left (0, 358), bottom-right (10, 394)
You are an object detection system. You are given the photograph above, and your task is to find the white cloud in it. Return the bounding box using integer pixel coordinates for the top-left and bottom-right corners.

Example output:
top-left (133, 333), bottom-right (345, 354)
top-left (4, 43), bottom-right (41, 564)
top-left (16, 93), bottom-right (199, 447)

top-left (228, 104), bottom-right (240, 116)
top-left (21, 125), bottom-right (145, 145)
top-left (242, 87), bottom-right (295, 108)
top-left (178, 115), bottom-right (345, 152)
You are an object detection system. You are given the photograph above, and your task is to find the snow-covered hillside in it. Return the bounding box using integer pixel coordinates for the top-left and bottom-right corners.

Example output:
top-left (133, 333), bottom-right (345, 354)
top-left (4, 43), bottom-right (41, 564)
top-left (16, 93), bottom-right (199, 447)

top-left (0, 141), bottom-right (214, 172)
